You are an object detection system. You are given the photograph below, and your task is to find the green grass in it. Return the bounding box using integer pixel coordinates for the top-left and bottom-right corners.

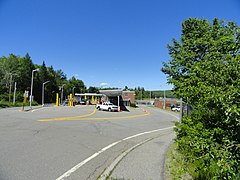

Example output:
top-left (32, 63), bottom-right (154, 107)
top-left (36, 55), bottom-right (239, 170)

top-left (165, 143), bottom-right (193, 180)
top-left (0, 100), bottom-right (38, 108)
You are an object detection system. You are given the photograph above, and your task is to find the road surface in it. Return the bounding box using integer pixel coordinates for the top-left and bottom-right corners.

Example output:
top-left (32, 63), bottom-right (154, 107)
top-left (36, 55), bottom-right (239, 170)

top-left (0, 105), bottom-right (178, 180)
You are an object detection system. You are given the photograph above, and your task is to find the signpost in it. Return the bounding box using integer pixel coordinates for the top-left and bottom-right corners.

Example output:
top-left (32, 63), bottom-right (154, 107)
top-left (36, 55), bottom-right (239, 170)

top-left (22, 90), bottom-right (29, 111)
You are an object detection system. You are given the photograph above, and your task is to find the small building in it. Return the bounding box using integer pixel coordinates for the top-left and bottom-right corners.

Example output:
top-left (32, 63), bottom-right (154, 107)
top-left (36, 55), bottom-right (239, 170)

top-left (75, 89), bottom-right (135, 110)
top-left (99, 89), bottom-right (135, 110)
top-left (74, 93), bottom-right (102, 104)
top-left (122, 90), bottom-right (135, 106)
top-left (154, 98), bottom-right (177, 110)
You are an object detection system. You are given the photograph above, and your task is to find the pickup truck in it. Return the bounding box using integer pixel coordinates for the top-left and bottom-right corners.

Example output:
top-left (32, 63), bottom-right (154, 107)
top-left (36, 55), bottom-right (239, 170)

top-left (96, 102), bottom-right (118, 112)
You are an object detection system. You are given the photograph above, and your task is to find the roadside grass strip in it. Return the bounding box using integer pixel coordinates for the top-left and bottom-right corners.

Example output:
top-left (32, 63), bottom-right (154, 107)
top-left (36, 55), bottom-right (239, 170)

top-left (38, 108), bottom-right (150, 122)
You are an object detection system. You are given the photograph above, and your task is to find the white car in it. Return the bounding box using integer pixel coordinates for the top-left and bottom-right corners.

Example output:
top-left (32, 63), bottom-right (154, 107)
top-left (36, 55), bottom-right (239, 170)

top-left (172, 106), bottom-right (181, 112)
top-left (96, 102), bottom-right (119, 112)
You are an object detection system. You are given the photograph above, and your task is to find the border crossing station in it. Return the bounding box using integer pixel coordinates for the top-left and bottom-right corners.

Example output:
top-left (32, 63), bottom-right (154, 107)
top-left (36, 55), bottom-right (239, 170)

top-left (74, 90), bottom-right (135, 111)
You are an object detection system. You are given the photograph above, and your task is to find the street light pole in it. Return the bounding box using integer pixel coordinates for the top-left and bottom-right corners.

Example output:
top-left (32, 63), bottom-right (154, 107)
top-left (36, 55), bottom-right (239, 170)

top-left (42, 81), bottom-right (50, 106)
top-left (61, 84), bottom-right (65, 105)
top-left (30, 69), bottom-right (39, 109)
top-left (72, 87), bottom-right (76, 97)
top-left (8, 73), bottom-right (13, 103)
top-left (163, 89), bottom-right (166, 109)
top-left (150, 90), bottom-right (151, 101)
top-left (13, 82), bottom-right (17, 104)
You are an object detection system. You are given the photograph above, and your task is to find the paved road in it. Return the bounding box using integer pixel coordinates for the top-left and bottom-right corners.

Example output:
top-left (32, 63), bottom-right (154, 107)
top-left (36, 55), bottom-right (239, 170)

top-left (0, 105), bottom-right (178, 180)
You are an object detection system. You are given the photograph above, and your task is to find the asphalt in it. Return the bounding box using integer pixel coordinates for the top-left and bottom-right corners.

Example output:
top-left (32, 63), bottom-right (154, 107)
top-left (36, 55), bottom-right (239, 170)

top-left (99, 129), bottom-right (175, 180)
top-left (0, 105), bottom-right (178, 180)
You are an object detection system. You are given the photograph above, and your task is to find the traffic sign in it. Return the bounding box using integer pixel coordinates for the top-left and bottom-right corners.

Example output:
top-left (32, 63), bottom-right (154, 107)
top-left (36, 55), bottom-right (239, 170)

top-left (24, 90), bottom-right (29, 98)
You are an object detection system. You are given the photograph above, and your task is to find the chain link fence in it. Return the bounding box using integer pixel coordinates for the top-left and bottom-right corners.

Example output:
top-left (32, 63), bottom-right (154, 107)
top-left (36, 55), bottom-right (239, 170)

top-left (179, 98), bottom-right (194, 123)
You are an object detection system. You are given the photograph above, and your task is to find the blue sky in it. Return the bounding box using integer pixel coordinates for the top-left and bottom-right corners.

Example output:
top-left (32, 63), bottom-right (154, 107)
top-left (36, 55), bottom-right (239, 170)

top-left (1, 0), bottom-right (240, 90)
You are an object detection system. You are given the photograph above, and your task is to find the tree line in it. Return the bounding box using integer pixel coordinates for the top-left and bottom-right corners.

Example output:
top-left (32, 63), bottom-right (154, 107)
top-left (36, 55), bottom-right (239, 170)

top-left (0, 53), bottom-right (96, 104)
top-left (0, 54), bottom-right (174, 105)
top-left (126, 86), bottom-right (174, 100)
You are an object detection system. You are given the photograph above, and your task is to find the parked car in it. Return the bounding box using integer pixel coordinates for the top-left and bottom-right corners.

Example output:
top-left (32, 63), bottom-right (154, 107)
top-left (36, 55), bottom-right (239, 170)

top-left (63, 100), bottom-right (68, 106)
top-left (172, 106), bottom-right (181, 112)
top-left (96, 102), bottom-right (118, 112)
top-left (79, 99), bottom-right (87, 105)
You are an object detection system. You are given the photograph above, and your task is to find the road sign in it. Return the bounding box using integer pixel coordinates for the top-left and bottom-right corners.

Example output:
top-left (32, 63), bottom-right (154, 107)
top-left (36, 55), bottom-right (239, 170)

top-left (24, 90), bottom-right (29, 98)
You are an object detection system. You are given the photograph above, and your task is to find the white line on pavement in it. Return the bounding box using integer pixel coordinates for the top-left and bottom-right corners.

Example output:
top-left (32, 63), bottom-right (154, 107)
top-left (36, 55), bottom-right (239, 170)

top-left (56, 126), bottom-right (175, 180)
top-left (99, 137), bottom-right (153, 179)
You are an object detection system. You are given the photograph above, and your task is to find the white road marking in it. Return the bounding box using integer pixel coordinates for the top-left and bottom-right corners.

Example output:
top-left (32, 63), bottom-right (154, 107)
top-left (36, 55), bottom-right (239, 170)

top-left (56, 126), bottom-right (175, 180)
top-left (99, 137), bottom-right (153, 179)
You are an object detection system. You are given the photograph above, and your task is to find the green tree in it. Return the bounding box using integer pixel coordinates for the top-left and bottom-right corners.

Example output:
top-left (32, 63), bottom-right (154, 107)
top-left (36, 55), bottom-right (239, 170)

top-left (0, 54), bottom-right (34, 101)
top-left (46, 66), bottom-right (59, 103)
top-left (134, 87), bottom-right (144, 100)
top-left (88, 86), bottom-right (99, 93)
top-left (162, 18), bottom-right (240, 178)
top-left (34, 61), bottom-right (49, 103)
top-left (18, 53), bottom-right (35, 92)
top-left (0, 53), bottom-right (90, 105)
top-left (64, 76), bottom-right (86, 97)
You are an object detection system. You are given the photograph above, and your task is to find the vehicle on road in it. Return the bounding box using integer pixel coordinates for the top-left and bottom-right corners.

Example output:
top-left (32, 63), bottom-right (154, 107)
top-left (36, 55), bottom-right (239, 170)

top-left (171, 106), bottom-right (180, 112)
top-left (79, 99), bottom-right (92, 105)
top-left (63, 100), bottom-right (68, 106)
top-left (96, 102), bottom-right (118, 112)
top-left (79, 99), bottom-right (87, 105)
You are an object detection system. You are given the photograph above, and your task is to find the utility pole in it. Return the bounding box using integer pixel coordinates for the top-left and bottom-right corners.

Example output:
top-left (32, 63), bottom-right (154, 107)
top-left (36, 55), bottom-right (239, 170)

top-left (9, 73), bottom-right (12, 102)
top-left (42, 81), bottom-right (50, 106)
top-left (72, 87), bottom-right (76, 98)
top-left (30, 69), bottom-right (39, 109)
top-left (180, 98), bottom-right (183, 123)
top-left (61, 84), bottom-right (65, 105)
top-left (13, 82), bottom-right (17, 104)
top-left (163, 89), bottom-right (166, 109)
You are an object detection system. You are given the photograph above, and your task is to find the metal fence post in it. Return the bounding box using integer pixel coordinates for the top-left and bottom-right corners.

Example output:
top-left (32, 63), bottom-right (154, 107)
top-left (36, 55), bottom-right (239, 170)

top-left (180, 98), bottom-right (183, 123)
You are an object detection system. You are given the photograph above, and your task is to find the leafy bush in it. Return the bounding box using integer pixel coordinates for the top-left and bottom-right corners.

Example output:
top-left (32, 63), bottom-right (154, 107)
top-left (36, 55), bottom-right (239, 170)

top-left (175, 113), bottom-right (240, 179)
top-left (0, 101), bottom-right (11, 108)
top-left (130, 102), bottom-right (137, 108)
top-left (165, 143), bottom-right (193, 179)
top-left (0, 93), bottom-right (9, 102)
top-left (0, 100), bottom-right (39, 108)
top-left (162, 18), bottom-right (240, 179)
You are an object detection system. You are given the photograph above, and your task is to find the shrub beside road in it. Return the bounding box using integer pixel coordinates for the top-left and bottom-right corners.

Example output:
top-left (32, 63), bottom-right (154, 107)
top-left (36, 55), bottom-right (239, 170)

top-left (0, 100), bottom-right (38, 108)
top-left (162, 18), bottom-right (240, 179)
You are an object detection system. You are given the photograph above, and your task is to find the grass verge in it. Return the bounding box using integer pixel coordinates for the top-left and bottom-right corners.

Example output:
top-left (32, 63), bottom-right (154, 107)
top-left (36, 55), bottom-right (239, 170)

top-left (165, 143), bottom-right (192, 180)
top-left (0, 100), bottom-right (38, 108)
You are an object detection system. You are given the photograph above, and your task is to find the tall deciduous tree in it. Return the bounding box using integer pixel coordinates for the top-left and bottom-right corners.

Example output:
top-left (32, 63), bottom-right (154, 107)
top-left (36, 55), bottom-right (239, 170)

top-left (162, 18), bottom-right (240, 178)
top-left (65, 76), bottom-right (86, 96)
top-left (18, 53), bottom-right (35, 92)
top-left (88, 86), bottom-right (99, 93)
top-left (0, 53), bottom-right (86, 104)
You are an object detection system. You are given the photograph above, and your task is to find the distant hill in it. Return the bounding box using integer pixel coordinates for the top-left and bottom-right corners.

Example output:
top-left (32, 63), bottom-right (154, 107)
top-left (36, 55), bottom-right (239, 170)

top-left (150, 90), bottom-right (175, 99)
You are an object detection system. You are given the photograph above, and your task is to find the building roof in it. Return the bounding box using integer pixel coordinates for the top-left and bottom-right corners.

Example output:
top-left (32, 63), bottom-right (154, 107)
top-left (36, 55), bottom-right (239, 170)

top-left (75, 93), bottom-right (103, 97)
top-left (99, 90), bottom-right (122, 97)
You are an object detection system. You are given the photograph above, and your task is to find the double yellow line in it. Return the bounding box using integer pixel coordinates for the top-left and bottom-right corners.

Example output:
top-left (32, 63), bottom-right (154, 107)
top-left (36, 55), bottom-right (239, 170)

top-left (38, 108), bottom-right (150, 122)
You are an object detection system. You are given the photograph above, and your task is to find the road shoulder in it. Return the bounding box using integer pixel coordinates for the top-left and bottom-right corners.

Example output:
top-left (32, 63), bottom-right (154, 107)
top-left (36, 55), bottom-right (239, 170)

top-left (107, 130), bottom-right (175, 180)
